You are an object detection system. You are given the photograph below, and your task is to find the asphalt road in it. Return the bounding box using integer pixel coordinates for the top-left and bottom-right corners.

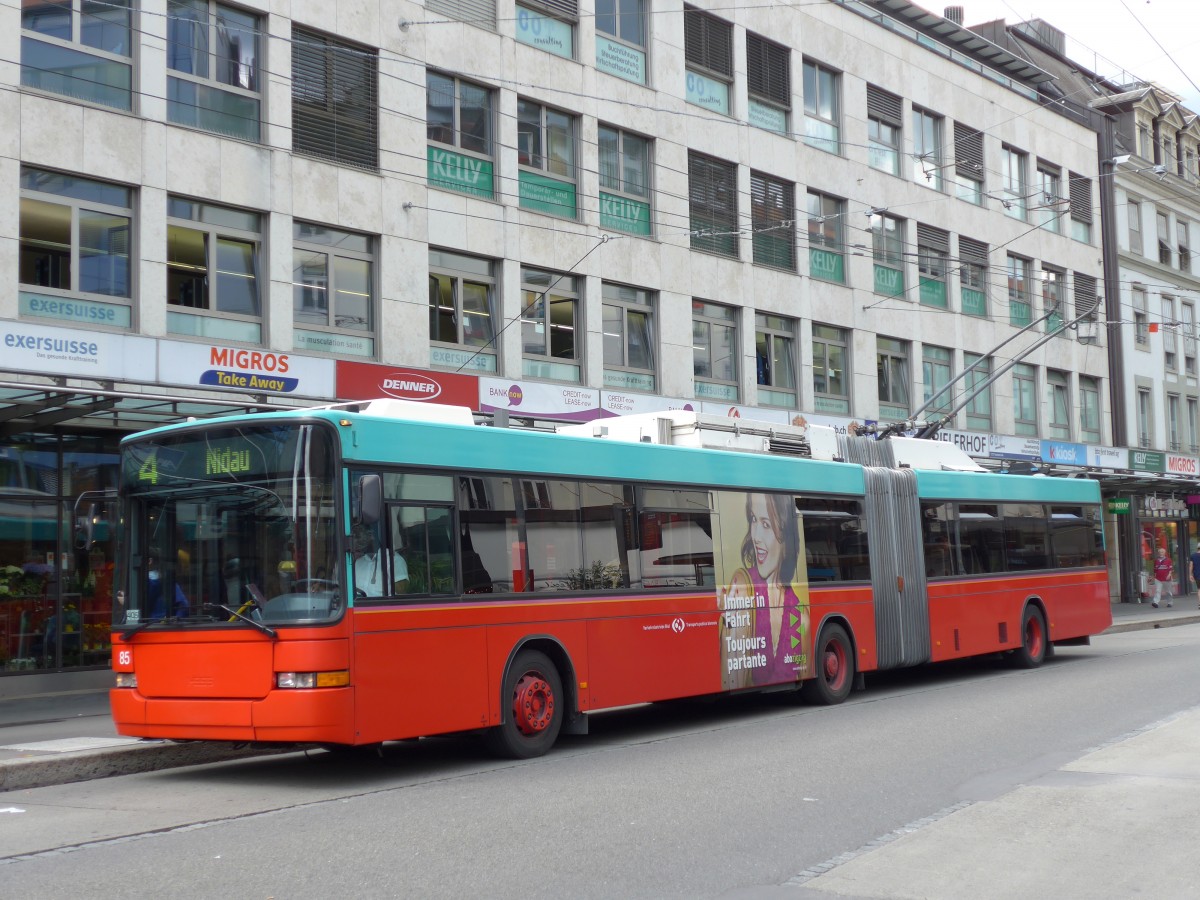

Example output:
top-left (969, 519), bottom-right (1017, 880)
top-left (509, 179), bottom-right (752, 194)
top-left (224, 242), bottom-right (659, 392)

top-left (3, 624), bottom-right (1200, 899)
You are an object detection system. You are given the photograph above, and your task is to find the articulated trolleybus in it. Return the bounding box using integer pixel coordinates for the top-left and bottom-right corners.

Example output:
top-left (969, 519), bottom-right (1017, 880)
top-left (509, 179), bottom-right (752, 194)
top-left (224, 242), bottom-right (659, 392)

top-left (112, 401), bottom-right (1110, 758)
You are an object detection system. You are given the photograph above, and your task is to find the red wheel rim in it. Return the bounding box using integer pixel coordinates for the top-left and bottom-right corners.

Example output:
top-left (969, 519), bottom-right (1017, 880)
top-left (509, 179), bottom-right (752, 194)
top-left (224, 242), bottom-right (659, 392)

top-left (1025, 615), bottom-right (1044, 658)
top-left (822, 639), bottom-right (847, 691)
top-left (512, 672), bottom-right (555, 735)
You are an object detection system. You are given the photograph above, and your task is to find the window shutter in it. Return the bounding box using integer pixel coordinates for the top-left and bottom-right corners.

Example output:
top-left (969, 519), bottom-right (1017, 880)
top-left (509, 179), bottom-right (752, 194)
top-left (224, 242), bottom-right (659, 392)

top-left (292, 28), bottom-right (378, 170)
top-left (867, 85), bottom-right (902, 126)
top-left (747, 33), bottom-right (790, 107)
top-left (958, 236), bottom-right (988, 267)
top-left (1069, 171), bottom-right (1093, 224)
top-left (523, 0), bottom-right (578, 21)
top-left (1073, 272), bottom-right (1100, 343)
top-left (954, 121), bottom-right (984, 181)
top-left (689, 151), bottom-right (738, 257)
top-left (917, 223), bottom-right (949, 253)
top-left (684, 6), bottom-right (732, 78)
top-left (426, 0), bottom-right (497, 29)
top-left (751, 171), bottom-right (795, 269)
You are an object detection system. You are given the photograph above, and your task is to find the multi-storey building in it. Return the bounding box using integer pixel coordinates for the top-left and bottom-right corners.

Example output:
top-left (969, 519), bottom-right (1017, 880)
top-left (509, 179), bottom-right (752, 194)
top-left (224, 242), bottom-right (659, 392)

top-left (988, 16), bottom-right (1200, 605)
top-left (2, 0), bottom-right (1108, 683)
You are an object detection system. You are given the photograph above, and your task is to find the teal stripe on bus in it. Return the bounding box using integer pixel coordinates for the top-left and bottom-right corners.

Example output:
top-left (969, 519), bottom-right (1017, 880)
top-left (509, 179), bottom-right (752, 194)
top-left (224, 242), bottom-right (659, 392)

top-left (341, 413), bottom-right (867, 495)
top-left (914, 469), bottom-right (1101, 503)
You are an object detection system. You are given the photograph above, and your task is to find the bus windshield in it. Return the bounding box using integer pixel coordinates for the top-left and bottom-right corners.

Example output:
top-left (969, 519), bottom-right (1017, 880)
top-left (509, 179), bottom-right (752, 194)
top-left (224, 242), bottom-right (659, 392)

top-left (117, 422), bottom-right (341, 628)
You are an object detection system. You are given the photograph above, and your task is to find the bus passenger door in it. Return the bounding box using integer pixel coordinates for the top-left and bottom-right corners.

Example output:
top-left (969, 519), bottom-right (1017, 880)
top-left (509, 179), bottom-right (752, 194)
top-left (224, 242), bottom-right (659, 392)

top-left (864, 467), bottom-right (930, 668)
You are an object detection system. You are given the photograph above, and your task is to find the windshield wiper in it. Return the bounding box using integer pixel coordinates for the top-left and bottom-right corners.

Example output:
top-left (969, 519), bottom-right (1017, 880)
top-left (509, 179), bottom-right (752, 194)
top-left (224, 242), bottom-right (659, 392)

top-left (204, 602), bottom-right (278, 639)
top-left (120, 617), bottom-right (180, 641)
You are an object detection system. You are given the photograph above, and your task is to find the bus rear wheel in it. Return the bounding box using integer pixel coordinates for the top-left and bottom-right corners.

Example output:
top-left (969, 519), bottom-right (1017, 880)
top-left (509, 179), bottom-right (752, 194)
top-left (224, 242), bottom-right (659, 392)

top-left (803, 623), bottom-right (854, 705)
top-left (1011, 606), bottom-right (1048, 669)
top-left (484, 649), bottom-right (563, 759)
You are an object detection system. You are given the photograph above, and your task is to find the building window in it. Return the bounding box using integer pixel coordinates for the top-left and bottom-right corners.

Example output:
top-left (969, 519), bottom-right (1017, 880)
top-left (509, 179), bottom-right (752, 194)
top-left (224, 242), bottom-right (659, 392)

top-left (867, 85), bottom-right (902, 175)
top-left (1041, 267), bottom-right (1065, 335)
top-left (1007, 255), bottom-right (1032, 327)
top-left (427, 72), bottom-right (494, 199)
top-left (689, 152), bottom-right (737, 258)
top-left (599, 125), bottom-right (652, 235)
top-left (21, 0), bottom-right (132, 110)
top-left (167, 0), bottom-right (261, 142)
top-left (1188, 397), bottom-right (1199, 453)
top-left (870, 213), bottom-right (904, 297)
top-left (19, 167), bottom-right (133, 328)
top-left (692, 301), bottom-right (737, 401)
top-left (964, 353), bottom-right (991, 431)
top-left (1137, 388), bottom-right (1152, 447)
top-left (166, 197), bottom-right (261, 342)
top-left (1001, 145), bottom-right (1027, 220)
top-left (515, 0), bottom-right (577, 60)
top-left (1048, 370), bottom-right (1070, 439)
top-left (959, 237), bottom-right (988, 318)
top-left (292, 28), bottom-right (377, 170)
top-left (813, 324), bottom-right (850, 414)
top-left (292, 222), bottom-right (374, 358)
top-left (1074, 272), bottom-right (1099, 345)
top-left (953, 121), bottom-right (984, 205)
top-left (426, 0), bottom-right (497, 30)
top-left (1158, 211), bottom-right (1173, 266)
top-left (522, 267), bottom-right (579, 383)
top-left (1184, 301), bottom-right (1196, 376)
top-left (603, 283), bottom-right (655, 391)
top-left (1080, 376), bottom-right (1101, 444)
top-left (683, 5), bottom-right (732, 115)
top-left (1164, 295), bottom-right (1178, 371)
top-left (756, 314), bottom-right (796, 408)
top-left (1035, 162), bottom-right (1062, 233)
top-left (807, 191), bottom-right (845, 284)
top-left (911, 107), bottom-right (944, 190)
top-left (517, 99), bottom-right (577, 218)
top-left (1179, 220), bottom-right (1192, 273)
top-left (751, 172), bottom-right (795, 270)
top-left (877, 337), bottom-right (910, 419)
top-left (1133, 286), bottom-right (1149, 346)
top-left (1013, 363), bottom-right (1038, 436)
top-left (1128, 199), bottom-right (1142, 254)
top-left (595, 0), bottom-right (647, 85)
top-left (802, 59), bottom-right (839, 154)
top-left (747, 32), bottom-right (790, 135)
top-left (1068, 171), bottom-right (1092, 242)
top-left (923, 345), bottom-right (952, 417)
top-left (1168, 393), bottom-right (1182, 451)
top-left (428, 249), bottom-right (498, 372)
top-left (917, 224), bottom-right (949, 308)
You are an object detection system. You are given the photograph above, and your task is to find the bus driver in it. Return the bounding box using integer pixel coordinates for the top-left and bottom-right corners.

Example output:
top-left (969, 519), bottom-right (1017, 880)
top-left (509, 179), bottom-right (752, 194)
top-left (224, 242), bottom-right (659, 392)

top-left (352, 524), bottom-right (409, 596)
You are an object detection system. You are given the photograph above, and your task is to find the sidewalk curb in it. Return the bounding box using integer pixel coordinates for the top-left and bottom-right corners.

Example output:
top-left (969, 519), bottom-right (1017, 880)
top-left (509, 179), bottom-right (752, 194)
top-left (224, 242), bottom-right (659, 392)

top-left (1104, 612), bottom-right (1200, 635)
top-left (0, 741), bottom-right (298, 792)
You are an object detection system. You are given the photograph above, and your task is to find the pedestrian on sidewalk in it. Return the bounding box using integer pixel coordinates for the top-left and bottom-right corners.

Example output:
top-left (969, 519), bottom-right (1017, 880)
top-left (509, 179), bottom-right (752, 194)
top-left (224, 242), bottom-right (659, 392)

top-left (1190, 544), bottom-right (1200, 608)
top-left (1152, 546), bottom-right (1174, 608)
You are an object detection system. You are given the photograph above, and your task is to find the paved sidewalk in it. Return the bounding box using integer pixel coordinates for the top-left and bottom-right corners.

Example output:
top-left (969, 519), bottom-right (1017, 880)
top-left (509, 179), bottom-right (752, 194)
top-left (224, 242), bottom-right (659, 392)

top-left (787, 702), bottom-right (1200, 900)
top-left (0, 600), bottom-right (1196, 792)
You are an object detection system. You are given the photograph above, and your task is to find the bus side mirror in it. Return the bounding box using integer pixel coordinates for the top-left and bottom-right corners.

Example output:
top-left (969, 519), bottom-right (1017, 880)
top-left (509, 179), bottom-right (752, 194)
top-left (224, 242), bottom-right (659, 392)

top-left (358, 474), bottom-right (382, 527)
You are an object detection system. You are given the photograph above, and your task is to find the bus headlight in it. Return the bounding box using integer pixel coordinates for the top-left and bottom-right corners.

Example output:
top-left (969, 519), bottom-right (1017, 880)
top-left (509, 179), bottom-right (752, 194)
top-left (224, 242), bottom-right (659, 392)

top-left (276, 671), bottom-right (350, 689)
top-left (115, 673), bottom-right (138, 689)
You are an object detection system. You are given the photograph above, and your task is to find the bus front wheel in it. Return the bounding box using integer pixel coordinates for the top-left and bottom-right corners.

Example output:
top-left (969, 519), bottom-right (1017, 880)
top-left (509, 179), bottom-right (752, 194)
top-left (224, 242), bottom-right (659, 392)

top-left (1011, 606), bottom-right (1048, 669)
top-left (803, 623), bottom-right (854, 705)
top-left (484, 649), bottom-right (563, 759)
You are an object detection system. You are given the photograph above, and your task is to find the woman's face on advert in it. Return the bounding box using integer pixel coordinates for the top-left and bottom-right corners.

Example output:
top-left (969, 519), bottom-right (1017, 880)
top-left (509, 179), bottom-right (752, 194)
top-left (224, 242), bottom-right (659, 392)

top-left (749, 495), bottom-right (782, 580)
